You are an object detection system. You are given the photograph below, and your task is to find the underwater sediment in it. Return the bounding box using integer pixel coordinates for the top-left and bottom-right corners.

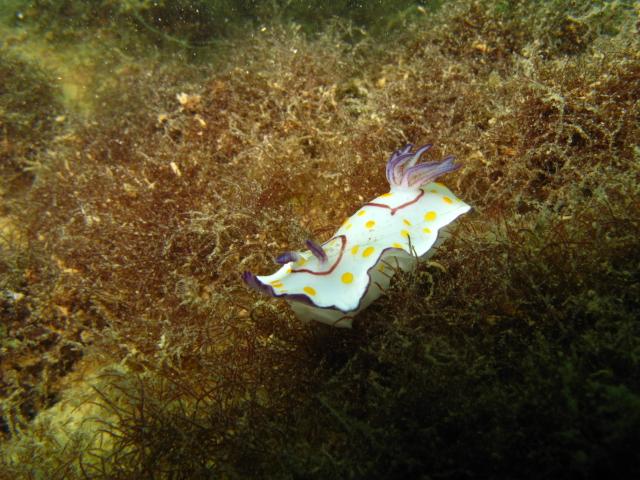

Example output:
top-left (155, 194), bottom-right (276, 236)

top-left (1, 0), bottom-right (639, 478)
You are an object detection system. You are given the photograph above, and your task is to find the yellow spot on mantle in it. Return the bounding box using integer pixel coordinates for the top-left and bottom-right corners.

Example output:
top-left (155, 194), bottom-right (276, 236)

top-left (303, 286), bottom-right (316, 296)
top-left (403, 219), bottom-right (412, 226)
top-left (351, 245), bottom-right (360, 255)
top-left (380, 192), bottom-right (393, 198)
top-left (270, 280), bottom-right (284, 288)
top-left (443, 196), bottom-right (453, 204)
top-left (392, 242), bottom-right (403, 249)
top-left (424, 211), bottom-right (437, 221)
top-left (401, 230), bottom-right (410, 238)
top-left (365, 220), bottom-right (376, 229)
top-left (362, 246), bottom-right (375, 258)
top-left (341, 272), bottom-right (354, 284)
top-left (357, 210), bottom-right (366, 217)
top-left (423, 227), bottom-right (432, 234)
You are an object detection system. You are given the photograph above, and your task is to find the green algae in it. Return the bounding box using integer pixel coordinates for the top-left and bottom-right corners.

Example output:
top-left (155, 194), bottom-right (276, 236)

top-left (1, 1), bottom-right (639, 478)
top-left (0, 50), bottom-right (64, 181)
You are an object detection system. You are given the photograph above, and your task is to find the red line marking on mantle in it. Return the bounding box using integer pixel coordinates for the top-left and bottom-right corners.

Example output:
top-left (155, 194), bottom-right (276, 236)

top-left (291, 235), bottom-right (347, 276)
top-left (363, 190), bottom-right (424, 216)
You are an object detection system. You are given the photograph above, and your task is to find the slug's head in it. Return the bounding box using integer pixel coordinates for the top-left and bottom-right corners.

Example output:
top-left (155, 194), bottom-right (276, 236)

top-left (385, 143), bottom-right (461, 191)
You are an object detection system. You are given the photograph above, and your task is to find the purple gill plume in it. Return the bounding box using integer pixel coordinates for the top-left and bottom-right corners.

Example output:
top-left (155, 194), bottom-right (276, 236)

top-left (386, 144), bottom-right (460, 189)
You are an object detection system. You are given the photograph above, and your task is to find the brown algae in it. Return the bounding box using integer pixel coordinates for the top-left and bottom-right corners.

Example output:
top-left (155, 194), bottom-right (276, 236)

top-left (0, 1), bottom-right (639, 478)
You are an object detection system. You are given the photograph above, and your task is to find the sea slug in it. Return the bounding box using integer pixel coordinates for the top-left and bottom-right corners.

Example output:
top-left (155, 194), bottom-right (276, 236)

top-left (243, 144), bottom-right (471, 327)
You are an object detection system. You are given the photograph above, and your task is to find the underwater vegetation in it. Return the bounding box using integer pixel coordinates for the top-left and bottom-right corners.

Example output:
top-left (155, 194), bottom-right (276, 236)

top-left (13, 0), bottom-right (436, 47)
top-left (0, 0), bottom-right (639, 478)
top-left (0, 50), bottom-right (63, 186)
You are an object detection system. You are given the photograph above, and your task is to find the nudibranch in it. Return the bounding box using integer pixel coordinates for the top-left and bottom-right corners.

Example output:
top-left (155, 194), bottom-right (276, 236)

top-left (243, 144), bottom-right (471, 328)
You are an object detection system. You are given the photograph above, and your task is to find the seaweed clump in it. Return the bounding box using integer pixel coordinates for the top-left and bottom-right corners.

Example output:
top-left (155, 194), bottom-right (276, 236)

top-left (0, 50), bottom-right (63, 185)
top-left (0, 0), bottom-right (639, 478)
top-left (12, 0), bottom-right (433, 48)
top-left (1, 23), bottom-right (369, 478)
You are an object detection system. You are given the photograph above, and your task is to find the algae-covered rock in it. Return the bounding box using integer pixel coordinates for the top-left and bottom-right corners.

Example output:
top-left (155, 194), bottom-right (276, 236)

top-left (1, 0), bottom-right (639, 478)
